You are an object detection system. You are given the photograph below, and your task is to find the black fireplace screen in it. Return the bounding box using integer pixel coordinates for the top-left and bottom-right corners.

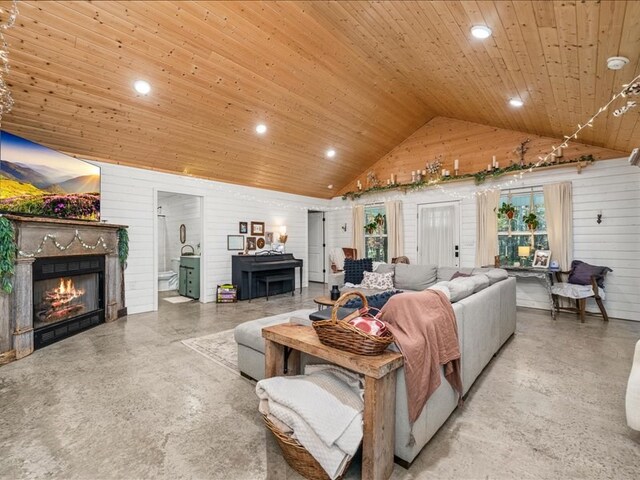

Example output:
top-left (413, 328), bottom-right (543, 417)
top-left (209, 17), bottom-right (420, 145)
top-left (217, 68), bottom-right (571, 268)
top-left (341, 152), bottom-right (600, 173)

top-left (32, 255), bottom-right (105, 348)
top-left (33, 273), bottom-right (100, 330)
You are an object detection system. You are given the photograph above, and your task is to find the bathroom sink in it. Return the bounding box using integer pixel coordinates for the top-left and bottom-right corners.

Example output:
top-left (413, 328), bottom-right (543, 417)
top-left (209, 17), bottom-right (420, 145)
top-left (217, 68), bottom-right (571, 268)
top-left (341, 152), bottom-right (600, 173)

top-left (181, 255), bottom-right (200, 258)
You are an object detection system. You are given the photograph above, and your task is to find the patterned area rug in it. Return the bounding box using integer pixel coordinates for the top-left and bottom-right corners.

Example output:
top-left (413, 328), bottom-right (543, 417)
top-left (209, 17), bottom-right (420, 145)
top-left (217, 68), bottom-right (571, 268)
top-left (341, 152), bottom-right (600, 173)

top-left (182, 329), bottom-right (239, 375)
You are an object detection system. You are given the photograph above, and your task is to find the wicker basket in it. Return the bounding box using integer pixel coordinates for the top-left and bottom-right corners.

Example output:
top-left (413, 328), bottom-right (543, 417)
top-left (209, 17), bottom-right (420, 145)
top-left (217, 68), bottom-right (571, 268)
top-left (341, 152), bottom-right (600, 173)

top-left (264, 415), bottom-right (351, 480)
top-left (313, 291), bottom-right (394, 356)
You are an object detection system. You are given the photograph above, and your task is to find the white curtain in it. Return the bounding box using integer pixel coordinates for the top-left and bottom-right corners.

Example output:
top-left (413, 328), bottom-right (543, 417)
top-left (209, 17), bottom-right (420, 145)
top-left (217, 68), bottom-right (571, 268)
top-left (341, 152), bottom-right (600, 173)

top-left (544, 182), bottom-right (573, 271)
top-left (352, 205), bottom-right (365, 259)
top-left (475, 190), bottom-right (501, 267)
top-left (419, 205), bottom-right (455, 266)
top-left (385, 200), bottom-right (404, 260)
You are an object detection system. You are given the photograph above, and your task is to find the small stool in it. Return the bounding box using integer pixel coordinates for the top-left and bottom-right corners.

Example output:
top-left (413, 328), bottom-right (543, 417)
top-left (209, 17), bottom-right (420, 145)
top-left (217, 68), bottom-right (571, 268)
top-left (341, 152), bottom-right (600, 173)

top-left (257, 274), bottom-right (294, 300)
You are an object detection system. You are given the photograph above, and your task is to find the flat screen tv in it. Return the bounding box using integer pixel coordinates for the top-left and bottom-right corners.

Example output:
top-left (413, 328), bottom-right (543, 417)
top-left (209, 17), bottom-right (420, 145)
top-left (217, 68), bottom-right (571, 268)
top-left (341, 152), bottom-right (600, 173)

top-left (0, 131), bottom-right (100, 221)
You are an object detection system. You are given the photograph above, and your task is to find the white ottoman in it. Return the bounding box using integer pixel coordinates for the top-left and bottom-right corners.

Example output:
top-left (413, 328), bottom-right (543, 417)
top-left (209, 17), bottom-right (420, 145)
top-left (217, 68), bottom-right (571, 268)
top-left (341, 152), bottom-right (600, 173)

top-left (234, 309), bottom-right (314, 381)
top-left (626, 339), bottom-right (640, 431)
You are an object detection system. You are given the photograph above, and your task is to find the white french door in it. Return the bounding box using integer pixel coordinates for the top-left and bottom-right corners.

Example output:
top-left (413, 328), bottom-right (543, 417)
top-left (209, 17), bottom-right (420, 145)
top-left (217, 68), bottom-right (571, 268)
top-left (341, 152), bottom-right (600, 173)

top-left (417, 201), bottom-right (460, 267)
top-left (308, 211), bottom-right (325, 283)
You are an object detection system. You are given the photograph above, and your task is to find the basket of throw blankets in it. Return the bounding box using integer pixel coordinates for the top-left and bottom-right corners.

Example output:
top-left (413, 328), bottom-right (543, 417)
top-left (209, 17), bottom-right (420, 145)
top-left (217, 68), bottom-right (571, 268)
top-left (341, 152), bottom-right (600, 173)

top-left (313, 291), bottom-right (394, 355)
top-left (257, 365), bottom-right (364, 480)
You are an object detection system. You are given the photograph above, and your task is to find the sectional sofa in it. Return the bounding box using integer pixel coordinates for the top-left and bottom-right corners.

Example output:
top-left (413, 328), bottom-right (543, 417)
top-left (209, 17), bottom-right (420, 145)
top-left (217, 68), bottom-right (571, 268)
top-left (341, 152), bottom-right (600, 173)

top-left (234, 264), bottom-right (517, 465)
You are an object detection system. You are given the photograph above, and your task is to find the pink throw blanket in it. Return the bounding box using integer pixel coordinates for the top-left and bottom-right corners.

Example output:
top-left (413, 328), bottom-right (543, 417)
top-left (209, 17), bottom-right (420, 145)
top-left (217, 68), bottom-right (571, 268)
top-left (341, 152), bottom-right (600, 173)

top-left (381, 289), bottom-right (463, 424)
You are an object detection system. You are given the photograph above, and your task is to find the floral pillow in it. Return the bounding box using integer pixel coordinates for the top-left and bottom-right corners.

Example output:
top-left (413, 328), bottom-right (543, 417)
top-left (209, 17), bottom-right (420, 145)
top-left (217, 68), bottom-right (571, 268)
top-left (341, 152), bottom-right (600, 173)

top-left (360, 271), bottom-right (394, 290)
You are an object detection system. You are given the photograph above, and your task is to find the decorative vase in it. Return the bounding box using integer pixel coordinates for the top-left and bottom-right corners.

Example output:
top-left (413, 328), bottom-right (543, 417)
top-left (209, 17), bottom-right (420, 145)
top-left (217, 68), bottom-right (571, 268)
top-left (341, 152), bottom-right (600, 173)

top-left (330, 285), bottom-right (340, 301)
top-left (506, 211), bottom-right (515, 219)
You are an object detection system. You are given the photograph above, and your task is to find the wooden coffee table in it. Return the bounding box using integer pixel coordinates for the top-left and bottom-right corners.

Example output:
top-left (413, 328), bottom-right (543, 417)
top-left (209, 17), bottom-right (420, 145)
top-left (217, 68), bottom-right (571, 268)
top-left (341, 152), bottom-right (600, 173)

top-left (262, 323), bottom-right (403, 480)
top-left (313, 295), bottom-right (336, 310)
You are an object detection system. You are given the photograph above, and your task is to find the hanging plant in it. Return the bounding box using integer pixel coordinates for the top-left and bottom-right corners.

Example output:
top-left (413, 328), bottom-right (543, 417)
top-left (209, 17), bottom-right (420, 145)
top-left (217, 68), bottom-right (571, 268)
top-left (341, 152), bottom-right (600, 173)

top-left (523, 213), bottom-right (539, 231)
top-left (0, 216), bottom-right (16, 294)
top-left (497, 202), bottom-right (517, 220)
top-left (117, 228), bottom-right (129, 267)
top-left (364, 213), bottom-right (386, 234)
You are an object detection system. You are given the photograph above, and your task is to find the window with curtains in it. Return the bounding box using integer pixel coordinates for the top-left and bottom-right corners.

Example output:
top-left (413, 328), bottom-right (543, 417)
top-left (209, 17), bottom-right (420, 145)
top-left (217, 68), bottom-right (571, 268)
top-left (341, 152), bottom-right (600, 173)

top-left (498, 190), bottom-right (549, 265)
top-left (364, 205), bottom-right (387, 262)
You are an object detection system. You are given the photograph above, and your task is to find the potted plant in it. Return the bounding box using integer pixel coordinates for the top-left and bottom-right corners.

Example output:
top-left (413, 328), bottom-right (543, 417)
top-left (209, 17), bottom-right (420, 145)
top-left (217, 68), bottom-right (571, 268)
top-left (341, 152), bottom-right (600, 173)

top-left (498, 202), bottom-right (517, 219)
top-left (523, 213), bottom-right (539, 231)
top-left (364, 213), bottom-right (385, 235)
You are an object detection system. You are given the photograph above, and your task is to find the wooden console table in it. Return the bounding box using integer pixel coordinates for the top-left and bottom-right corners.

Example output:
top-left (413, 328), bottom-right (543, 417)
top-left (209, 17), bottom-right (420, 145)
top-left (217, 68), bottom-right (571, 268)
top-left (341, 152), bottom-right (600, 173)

top-left (262, 323), bottom-right (404, 480)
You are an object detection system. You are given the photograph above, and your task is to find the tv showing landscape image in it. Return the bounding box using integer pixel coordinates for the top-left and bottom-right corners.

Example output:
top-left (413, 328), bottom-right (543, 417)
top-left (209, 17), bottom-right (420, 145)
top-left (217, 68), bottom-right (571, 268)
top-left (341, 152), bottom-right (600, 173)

top-left (0, 131), bottom-right (100, 221)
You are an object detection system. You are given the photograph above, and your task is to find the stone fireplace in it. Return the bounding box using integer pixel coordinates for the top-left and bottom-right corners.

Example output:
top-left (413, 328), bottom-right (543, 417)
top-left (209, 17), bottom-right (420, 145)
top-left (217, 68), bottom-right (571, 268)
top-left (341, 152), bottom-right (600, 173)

top-left (0, 215), bottom-right (127, 363)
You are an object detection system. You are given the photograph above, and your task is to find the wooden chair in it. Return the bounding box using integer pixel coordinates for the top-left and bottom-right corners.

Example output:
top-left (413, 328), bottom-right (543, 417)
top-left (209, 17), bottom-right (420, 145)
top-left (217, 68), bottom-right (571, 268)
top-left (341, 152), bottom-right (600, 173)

top-left (329, 248), bottom-right (358, 273)
top-left (551, 270), bottom-right (611, 323)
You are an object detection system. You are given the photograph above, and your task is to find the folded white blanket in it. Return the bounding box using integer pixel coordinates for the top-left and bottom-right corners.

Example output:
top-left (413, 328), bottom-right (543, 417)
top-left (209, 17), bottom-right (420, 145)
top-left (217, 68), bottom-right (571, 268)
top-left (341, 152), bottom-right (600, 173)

top-left (256, 365), bottom-right (364, 479)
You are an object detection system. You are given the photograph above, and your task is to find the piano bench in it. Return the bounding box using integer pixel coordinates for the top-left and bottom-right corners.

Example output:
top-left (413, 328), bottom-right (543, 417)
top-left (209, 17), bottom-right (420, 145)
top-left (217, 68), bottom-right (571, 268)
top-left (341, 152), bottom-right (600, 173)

top-left (257, 274), bottom-right (295, 300)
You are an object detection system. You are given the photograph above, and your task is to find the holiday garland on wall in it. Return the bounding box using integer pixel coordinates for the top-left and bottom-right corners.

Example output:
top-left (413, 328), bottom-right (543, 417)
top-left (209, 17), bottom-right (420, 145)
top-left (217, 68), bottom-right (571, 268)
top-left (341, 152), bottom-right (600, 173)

top-left (117, 228), bottom-right (129, 267)
top-left (0, 216), bottom-right (16, 294)
top-left (342, 154), bottom-right (594, 200)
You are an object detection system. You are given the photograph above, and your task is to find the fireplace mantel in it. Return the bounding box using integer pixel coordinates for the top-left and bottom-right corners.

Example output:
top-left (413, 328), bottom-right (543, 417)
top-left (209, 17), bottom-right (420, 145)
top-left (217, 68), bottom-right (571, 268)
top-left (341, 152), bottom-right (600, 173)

top-left (0, 215), bottom-right (127, 364)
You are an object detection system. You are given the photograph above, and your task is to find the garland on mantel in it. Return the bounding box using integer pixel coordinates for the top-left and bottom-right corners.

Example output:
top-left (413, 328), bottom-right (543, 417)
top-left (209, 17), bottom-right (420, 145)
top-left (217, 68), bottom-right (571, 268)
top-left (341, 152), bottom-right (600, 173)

top-left (18, 229), bottom-right (115, 258)
top-left (0, 216), bottom-right (16, 294)
top-left (341, 154), bottom-right (594, 200)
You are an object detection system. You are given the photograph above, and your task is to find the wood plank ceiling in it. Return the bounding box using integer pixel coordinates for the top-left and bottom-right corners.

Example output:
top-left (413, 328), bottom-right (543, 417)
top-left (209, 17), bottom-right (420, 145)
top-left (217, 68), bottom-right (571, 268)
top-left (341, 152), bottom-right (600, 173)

top-left (1, 1), bottom-right (639, 198)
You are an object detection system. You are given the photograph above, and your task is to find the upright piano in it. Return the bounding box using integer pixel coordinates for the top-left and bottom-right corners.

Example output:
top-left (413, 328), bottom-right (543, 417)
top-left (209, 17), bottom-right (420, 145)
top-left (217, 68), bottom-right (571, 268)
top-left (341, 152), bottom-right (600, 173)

top-left (231, 253), bottom-right (303, 301)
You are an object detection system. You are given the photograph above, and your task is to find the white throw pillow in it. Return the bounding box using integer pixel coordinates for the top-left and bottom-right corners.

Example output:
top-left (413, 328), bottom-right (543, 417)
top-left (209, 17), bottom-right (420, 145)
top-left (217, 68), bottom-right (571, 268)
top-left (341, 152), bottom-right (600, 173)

top-left (360, 271), bottom-right (394, 290)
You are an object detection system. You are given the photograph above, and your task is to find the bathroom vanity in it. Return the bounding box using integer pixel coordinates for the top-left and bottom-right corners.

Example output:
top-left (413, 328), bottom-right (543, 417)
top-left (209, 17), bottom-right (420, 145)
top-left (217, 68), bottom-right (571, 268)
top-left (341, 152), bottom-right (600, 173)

top-left (179, 256), bottom-right (200, 300)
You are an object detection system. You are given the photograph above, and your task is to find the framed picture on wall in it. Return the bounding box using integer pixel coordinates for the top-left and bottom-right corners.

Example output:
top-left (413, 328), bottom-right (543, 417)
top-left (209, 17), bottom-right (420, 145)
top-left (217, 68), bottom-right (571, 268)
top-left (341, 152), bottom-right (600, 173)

top-left (246, 237), bottom-right (257, 250)
top-left (227, 235), bottom-right (244, 251)
top-left (265, 232), bottom-right (274, 244)
top-left (239, 222), bottom-right (248, 234)
top-left (251, 221), bottom-right (265, 236)
top-left (532, 250), bottom-right (551, 268)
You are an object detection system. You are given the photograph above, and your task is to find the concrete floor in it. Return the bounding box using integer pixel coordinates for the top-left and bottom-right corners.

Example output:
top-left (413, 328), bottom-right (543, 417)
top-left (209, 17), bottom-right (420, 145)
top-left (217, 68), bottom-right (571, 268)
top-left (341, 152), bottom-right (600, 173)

top-left (1, 284), bottom-right (639, 479)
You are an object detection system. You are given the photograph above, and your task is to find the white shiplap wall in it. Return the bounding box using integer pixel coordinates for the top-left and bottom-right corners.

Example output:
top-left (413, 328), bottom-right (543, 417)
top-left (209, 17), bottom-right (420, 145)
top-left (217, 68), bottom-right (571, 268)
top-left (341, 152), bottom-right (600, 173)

top-left (326, 159), bottom-right (640, 321)
top-left (94, 161), bottom-right (330, 314)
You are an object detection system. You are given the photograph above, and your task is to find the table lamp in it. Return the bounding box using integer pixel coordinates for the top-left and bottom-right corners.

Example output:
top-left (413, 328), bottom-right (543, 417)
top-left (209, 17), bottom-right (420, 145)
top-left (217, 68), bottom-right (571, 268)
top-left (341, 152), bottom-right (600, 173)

top-left (278, 226), bottom-right (288, 252)
top-left (518, 245), bottom-right (531, 266)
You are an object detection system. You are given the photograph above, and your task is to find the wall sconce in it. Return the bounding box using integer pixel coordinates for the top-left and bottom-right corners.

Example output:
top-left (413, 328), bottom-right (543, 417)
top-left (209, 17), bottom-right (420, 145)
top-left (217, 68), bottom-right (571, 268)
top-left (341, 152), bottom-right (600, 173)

top-left (597, 210), bottom-right (603, 224)
top-left (341, 223), bottom-right (347, 232)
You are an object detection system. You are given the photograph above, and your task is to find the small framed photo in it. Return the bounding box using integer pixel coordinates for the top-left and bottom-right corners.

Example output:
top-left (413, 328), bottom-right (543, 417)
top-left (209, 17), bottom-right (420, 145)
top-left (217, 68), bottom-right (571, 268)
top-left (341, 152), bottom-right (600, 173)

top-left (532, 250), bottom-right (551, 268)
top-left (246, 237), bottom-right (257, 250)
top-left (251, 221), bottom-right (265, 236)
top-left (239, 222), bottom-right (248, 234)
top-left (227, 235), bottom-right (244, 251)
top-left (265, 232), bottom-right (274, 244)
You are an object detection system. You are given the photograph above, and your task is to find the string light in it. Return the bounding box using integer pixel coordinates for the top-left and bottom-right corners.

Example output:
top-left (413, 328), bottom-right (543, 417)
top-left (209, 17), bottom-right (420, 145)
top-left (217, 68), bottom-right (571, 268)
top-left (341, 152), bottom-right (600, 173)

top-left (18, 230), bottom-right (114, 258)
top-left (0, 0), bottom-right (18, 117)
top-left (426, 73), bottom-right (640, 200)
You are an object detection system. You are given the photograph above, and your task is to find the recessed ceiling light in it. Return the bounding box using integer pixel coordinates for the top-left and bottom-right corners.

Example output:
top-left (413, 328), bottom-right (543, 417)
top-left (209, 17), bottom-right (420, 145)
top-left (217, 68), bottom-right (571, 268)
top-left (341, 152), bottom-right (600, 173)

top-left (327, 184), bottom-right (334, 189)
top-left (133, 80), bottom-right (151, 95)
top-left (470, 25), bottom-right (492, 39)
top-left (326, 149), bottom-right (336, 158)
top-left (509, 98), bottom-right (524, 107)
top-left (255, 124), bottom-right (267, 134)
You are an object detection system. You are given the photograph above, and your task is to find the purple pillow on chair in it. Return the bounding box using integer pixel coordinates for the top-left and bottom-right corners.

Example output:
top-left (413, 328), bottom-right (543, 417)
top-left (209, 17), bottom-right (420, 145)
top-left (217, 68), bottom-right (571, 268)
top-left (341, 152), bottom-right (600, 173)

top-left (568, 260), bottom-right (612, 288)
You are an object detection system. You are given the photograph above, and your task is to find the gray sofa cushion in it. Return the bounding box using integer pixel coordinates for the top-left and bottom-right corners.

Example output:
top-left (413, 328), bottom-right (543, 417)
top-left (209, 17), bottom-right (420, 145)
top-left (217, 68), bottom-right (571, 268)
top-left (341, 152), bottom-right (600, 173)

top-left (447, 277), bottom-right (476, 302)
top-left (234, 309), bottom-right (315, 352)
top-left (470, 273), bottom-right (491, 293)
top-left (395, 263), bottom-right (437, 290)
top-left (375, 263), bottom-right (396, 275)
top-left (486, 268), bottom-right (509, 284)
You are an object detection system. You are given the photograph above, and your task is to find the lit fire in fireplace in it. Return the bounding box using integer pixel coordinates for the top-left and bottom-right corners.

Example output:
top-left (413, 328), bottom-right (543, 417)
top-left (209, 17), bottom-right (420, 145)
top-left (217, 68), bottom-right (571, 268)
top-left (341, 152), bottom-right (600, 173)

top-left (37, 278), bottom-right (86, 323)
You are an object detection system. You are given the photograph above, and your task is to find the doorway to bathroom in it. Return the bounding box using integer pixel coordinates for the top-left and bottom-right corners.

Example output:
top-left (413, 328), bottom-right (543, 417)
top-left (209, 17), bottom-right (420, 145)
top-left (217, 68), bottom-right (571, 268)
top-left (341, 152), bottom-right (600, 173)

top-left (155, 190), bottom-right (204, 311)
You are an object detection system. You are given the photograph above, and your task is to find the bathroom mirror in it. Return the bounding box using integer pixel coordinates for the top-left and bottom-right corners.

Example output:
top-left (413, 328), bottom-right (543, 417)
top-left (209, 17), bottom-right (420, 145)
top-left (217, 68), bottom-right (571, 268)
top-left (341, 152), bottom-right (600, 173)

top-left (179, 224), bottom-right (186, 244)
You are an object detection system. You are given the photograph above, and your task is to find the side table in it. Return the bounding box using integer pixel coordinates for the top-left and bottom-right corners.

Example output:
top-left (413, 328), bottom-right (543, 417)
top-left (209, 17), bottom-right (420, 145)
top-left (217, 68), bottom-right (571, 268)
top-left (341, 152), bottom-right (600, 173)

top-left (313, 295), bottom-right (336, 310)
top-left (262, 323), bottom-right (403, 480)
